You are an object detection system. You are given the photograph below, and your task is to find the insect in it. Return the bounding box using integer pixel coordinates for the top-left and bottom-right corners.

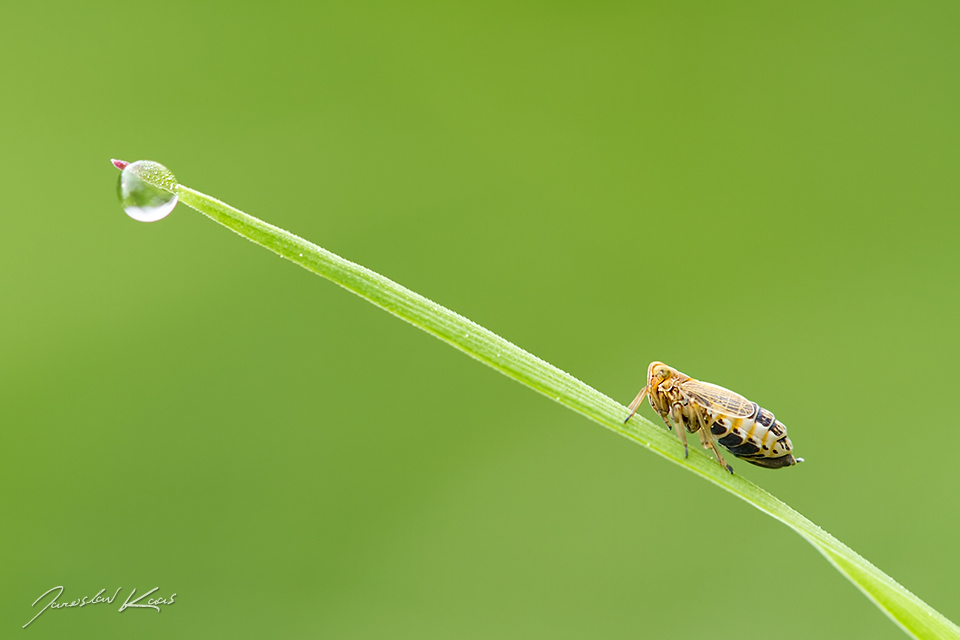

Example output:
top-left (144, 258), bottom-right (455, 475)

top-left (624, 362), bottom-right (801, 473)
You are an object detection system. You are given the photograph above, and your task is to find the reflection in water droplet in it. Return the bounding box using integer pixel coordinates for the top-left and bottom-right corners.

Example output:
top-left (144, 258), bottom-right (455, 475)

top-left (116, 160), bottom-right (179, 222)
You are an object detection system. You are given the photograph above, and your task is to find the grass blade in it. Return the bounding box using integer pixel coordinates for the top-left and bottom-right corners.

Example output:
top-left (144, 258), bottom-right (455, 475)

top-left (118, 161), bottom-right (960, 640)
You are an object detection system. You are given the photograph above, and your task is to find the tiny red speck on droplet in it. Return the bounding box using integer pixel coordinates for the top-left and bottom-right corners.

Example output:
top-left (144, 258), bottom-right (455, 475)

top-left (111, 159), bottom-right (129, 170)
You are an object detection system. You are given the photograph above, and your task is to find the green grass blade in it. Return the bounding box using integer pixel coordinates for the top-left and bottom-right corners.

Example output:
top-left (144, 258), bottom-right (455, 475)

top-left (122, 162), bottom-right (960, 640)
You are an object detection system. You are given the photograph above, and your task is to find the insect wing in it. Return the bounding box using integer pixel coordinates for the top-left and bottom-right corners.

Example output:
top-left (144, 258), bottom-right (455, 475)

top-left (679, 379), bottom-right (755, 418)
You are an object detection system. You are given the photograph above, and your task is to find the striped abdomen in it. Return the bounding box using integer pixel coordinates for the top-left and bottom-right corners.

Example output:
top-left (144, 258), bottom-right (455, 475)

top-left (708, 403), bottom-right (797, 469)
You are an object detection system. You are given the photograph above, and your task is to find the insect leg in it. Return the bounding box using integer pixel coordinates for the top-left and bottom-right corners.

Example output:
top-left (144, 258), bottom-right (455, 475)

top-left (696, 412), bottom-right (733, 474)
top-left (623, 386), bottom-right (648, 424)
top-left (669, 402), bottom-right (689, 458)
top-left (696, 425), bottom-right (712, 450)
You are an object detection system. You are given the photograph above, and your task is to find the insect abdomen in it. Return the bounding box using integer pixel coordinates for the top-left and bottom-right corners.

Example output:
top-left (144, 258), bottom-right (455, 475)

top-left (709, 405), bottom-right (797, 468)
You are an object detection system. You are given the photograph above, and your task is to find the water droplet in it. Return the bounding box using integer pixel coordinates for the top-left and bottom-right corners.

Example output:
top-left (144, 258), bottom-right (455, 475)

top-left (117, 160), bottom-right (179, 222)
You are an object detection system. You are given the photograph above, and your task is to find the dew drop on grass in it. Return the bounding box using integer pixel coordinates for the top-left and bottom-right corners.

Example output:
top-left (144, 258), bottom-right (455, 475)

top-left (115, 159), bottom-right (179, 222)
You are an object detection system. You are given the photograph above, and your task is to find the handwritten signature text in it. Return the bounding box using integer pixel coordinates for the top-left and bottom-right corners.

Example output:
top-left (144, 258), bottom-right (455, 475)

top-left (23, 586), bottom-right (177, 628)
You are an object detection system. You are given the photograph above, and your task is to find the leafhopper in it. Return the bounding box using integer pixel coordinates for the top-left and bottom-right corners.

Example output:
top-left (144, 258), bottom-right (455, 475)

top-left (625, 362), bottom-right (801, 473)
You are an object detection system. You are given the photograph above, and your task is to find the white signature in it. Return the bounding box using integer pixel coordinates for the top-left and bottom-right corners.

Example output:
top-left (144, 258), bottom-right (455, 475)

top-left (23, 586), bottom-right (177, 628)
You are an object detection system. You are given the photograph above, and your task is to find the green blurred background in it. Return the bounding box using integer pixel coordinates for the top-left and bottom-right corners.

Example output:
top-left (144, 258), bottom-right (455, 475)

top-left (3, 0), bottom-right (959, 637)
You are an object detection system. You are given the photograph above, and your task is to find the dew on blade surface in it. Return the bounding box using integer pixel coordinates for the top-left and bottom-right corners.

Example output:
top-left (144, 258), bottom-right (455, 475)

top-left (115, 160), bottom-right (179, 222)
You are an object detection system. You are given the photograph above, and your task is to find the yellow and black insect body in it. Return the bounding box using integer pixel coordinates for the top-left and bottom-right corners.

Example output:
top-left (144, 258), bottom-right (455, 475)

top-left (624, 362), bottom-right (801, 473)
